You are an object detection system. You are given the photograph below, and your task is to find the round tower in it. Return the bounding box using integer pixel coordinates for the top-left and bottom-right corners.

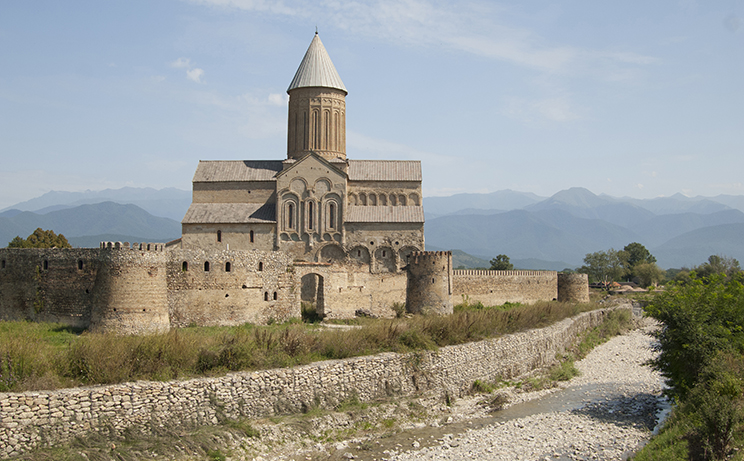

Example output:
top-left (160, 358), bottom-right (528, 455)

top-left (89, 243), bottom-right (170, 334)
top-left (406, 251), bottom-right (453, 315)
top-left (557, 273), bottom-right (590, 303)
top-left (287, 32), bottom-right (347, 162)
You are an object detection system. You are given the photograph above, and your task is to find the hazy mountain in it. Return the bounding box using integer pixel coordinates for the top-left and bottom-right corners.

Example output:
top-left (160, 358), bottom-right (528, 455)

top-left (708, 195), bottom-right (744, 214)
top-left (425, 209), bottom-right (639, 266)
top-left (526, 188), bottom-right (655, 229)
top-left (624, 193), bottom-right (732, 215)
top-left (424, 190), bottom-right (544, 218)
top-left (1, 187), bottom-right (191, 221)
top-left (632, 209), bottom-right (744, 247)
top-left (651, 223), bottom-right (744, 269)
top-left (0, 202), bottom-right (181, 248)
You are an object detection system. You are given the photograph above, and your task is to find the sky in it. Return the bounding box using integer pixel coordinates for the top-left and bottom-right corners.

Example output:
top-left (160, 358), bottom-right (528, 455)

top-left (1, 0), bottom-right (743, 210)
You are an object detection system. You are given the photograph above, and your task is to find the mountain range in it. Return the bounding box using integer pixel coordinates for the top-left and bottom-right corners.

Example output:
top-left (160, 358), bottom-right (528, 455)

top-left (2, 186), bottom-right (743, 270)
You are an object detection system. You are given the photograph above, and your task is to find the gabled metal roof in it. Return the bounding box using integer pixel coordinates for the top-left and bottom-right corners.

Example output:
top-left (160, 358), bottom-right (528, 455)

top-left (347, 160), bottom-right (422, 182)
top-left (192, 161), bottom-right (282, 182)
top-left (182, 203), bottom-right (276, 224)
top-left (346, 206), bottom-right (425, 223)
top-left (287, 33), bottom-right (347, 93)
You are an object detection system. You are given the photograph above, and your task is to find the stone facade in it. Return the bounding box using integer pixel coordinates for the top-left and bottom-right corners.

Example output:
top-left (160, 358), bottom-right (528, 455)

top-left (0, 306), bottom-right (627, 459)
top-left (453, 269), bottom-right (559, 306)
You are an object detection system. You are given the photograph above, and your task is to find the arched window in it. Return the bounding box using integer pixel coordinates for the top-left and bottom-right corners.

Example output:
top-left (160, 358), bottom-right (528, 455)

top-left (225, 262), bottom-right (231, 272)
top-left (182, 261), bottom-right (188, 271)
top-left (217, 230), bottom-right (222, 242)
top-left (43, 260), bottom-right (48, 270)
top-left (77, 260), bottom-right (84, 270)
top-left (1, 260), bottom-right (5, 269)
top-left (288, 203), bottom-right (294, 229)
top-left (204, 261), bottom-right (210, 272)
top-left (258, 261), bottom-right (263, 271)
top-left (308, 202), bottom-right (314, 230)
top-left (273, 292), bottom-right (278, 300)
top-left (264, 292), bottom-right (269, 301)
top-left (328, 203), bottom-right (336, 229)
top-left (250, 230), bottom-right (254, 243)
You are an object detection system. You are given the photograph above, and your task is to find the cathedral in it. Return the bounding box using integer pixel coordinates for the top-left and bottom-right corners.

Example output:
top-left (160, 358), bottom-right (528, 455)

top-left (181, 33), bottom-right (425, 272)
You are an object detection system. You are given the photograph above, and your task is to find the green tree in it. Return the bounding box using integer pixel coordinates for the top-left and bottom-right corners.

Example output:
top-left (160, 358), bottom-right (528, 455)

top-left (578, 249), bottom-right (626, 287)
top-left (646, 275), bottom-right (744, 401)
top-left (619, 242), bottom-right (656, 281)
top-left (489, 254), bottom-right (514, 270)
top-left (695, 255), bottom-right (741, 279)
top-left (633, 262), bottom-right (665, 288)
top-left (7, 228), bottom-right (72, 249)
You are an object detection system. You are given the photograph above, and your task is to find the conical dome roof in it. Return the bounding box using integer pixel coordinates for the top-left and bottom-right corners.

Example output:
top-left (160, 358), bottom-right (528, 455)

top-left (287, 33), bottom-right (347, 94)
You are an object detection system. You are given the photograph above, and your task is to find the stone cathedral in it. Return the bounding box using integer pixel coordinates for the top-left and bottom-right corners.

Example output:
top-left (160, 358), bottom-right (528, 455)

top-left (181, 32), bottom-right (426, 271)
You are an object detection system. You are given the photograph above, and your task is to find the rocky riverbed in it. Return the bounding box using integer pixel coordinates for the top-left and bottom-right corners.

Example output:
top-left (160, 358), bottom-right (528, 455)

top-left (222, 319), bottom-right (665, 461)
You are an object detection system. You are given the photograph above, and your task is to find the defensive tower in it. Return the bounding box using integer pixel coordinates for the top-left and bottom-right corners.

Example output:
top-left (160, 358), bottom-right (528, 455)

top-left (406, 251), bottom-right (453, 315)
top-left (557, 273), bottom-right (590, 303)
top-left (286, 32), bottom-right (347, 162)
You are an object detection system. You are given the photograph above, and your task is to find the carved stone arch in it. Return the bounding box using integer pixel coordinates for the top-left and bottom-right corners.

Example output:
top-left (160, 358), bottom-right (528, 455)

top-left (399, 194), bottom-right (407, 206)
top-left (323, 193), bottom-right (342, 232)
top-left (315, 178), bottom-right (331, 195)
top-left (398, 245), bottom-right (421, 269)
top-left (408, 193), bottom-right (420, 206)
top-left (369, 192), bottom-right (377, 206)
top-left (348, 192), bottom-right (358, 206)
top-left (359, 192), bottom-right (367, 206)
top-left (389, 194), bottom-right (397, 206)
top-left (317, 243), bottom-right (346, 263)
top-left (282, 192), bottom-right (300, 232)
top-left (290, 178), bottom-right (307, 196)
top-left (379, 193), bottom-right (387, 206)
top-left (349, 245), bottom-right (371, 266)
top-left (374, 246), bottom-right (396, 273)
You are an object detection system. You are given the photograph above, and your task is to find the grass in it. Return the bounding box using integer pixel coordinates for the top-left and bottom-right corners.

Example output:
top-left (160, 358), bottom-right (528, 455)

top-left (0, 299), bottom-right (603, 392)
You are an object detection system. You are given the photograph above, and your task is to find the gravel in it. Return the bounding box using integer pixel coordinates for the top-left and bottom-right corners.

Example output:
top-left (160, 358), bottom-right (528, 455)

top-left (389, 323), bottom-right (665, 461)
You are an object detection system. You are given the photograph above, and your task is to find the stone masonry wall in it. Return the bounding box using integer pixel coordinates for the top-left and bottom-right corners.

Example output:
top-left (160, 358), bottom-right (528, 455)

top-left (453, 270), bottom-right (558, 306)
top-left (0, 307), bottom-right (626, 458)
top-left (0, 248), bottom-right (102, 328)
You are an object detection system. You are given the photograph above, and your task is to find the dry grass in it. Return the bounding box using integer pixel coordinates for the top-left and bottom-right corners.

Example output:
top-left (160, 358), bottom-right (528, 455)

top-left (0, 300), bottom-right (600, 392)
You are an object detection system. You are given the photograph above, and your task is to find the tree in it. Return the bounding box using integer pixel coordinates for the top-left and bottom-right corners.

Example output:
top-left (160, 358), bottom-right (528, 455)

top-left (619, 242), bottom-right (656, 282)
top-left (490, 254), bottom-right (514, 271)
top-left (7, 228), bottom-right (72, 249)
top-left (694, 255), bottom-right (741, 279)
top-left (633, 262), bottom-right (665, 288)
top-left (578, 249), bottom-right (626, 287)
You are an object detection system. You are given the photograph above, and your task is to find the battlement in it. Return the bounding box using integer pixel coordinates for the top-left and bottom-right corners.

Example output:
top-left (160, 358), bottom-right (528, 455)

top-left (453, 269), bottom-right (557, 277)
top-left (100, 242), bottom-right (166, 251)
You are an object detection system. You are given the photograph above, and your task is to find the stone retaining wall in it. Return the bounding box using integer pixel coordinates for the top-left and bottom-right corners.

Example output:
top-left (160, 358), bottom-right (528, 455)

top-left (0, 307), bottom-right (626, 458)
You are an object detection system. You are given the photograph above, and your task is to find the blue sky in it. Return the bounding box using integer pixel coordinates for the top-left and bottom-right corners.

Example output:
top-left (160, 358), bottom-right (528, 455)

top-left (1, 0), bottom-right (742, 209)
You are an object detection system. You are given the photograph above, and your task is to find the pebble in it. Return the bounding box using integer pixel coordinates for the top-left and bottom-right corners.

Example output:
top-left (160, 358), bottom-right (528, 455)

top-left (392, 325), bottom-right (663, 461)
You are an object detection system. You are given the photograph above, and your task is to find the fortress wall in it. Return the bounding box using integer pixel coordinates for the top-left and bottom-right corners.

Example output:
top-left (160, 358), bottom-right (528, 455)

top-left (0, 306), bottom-right (628, 458)
top-left (0, 249), bottom-right (101, 328)
top-left (315, 268), bottom-right (407, 319)
top-left (181, 223), bottom-right (275, 252)
top-left (89, 245), bottom-right (170, 335)
top-left (166, 249), bottom-right (297, 327)
top-left (452, 270), bottom-right (558, 306)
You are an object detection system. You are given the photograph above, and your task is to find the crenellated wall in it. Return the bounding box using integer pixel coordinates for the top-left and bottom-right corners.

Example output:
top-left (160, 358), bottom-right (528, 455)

top-left (452, 269), bottom-right (558, 306)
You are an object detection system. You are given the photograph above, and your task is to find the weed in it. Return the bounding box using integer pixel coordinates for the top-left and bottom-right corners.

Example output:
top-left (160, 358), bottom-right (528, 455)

top-left (471, 379), bottom-right (495, 394)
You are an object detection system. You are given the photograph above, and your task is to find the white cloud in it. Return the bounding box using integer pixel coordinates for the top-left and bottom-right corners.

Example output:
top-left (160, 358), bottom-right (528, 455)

top-left (186, 0), bottom-right (656, 77)
top-left (186, 68), bottom-right (205, 83)
top-left (268, 93), bottom-right (288, 106)
top-left (170, 57), bottom-right (192, 68)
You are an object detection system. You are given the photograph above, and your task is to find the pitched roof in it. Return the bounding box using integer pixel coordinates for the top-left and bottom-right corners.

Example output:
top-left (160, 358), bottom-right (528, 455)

top-left (287, 33), bottom-right (347, 93)
top-left (347, 160), bottom-right (422, 182)
top-left (192, 161), bottom-right (282, 182)
top-left (346, 206), bottom-right (424, 223)
top-left (182, 203), bottom-right (276, 224)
